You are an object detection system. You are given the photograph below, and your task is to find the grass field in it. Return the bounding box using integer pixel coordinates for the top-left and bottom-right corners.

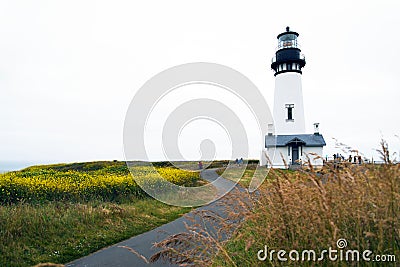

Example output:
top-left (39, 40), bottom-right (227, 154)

top-left (0, 161), bottom-right (199, 204)
top-left (150, 145), bottom-right (399, 266)
top-left (0, 161), bottom-right (200, 266)
top-left (3, 152), bottom-right (399, 266)
top-left (214, 163), bottom-right (400, 265)
top-left (216, 163), bottom-right (266, 188)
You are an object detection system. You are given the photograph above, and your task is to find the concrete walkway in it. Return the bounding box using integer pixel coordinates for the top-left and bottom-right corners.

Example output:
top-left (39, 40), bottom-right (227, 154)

top-left (66, 169), bottom-right (238, 267)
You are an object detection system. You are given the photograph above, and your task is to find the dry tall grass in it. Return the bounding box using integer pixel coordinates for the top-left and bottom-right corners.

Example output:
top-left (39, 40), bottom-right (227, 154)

top-left (150, 141), bottom-right (399, 266)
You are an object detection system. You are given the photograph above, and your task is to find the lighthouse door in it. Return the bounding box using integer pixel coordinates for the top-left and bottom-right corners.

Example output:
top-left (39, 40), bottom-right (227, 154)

top-left (292, 145), bottom-right (299, 165)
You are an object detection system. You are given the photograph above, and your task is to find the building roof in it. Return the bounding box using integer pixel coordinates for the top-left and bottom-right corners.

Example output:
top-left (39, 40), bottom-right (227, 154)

top-left (265, 134), bottom-right (326, 148)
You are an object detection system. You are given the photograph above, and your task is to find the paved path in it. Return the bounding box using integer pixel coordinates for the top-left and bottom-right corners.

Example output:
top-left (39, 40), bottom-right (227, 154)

top-left (66, 169), bottom-right (239, 267)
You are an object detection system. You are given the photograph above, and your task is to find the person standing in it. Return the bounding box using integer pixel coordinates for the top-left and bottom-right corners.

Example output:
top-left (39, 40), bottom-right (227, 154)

top-left (198, 161), bottom-right (203, 170)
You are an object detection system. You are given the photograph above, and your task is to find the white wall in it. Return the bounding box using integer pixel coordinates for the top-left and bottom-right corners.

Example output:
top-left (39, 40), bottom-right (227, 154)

top-left (263, 147), bottom-right (290, 168)
top-left (273, 72), bottom-right (306, 135)
top-left (263, 146), bottom-right (324, 168)
top-left (302, 146), bottom-right (324, 167)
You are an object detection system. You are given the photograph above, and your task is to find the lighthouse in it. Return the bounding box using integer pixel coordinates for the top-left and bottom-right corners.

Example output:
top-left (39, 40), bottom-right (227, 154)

top-left (264, 27), bottom-right (326, 169)
top-left (271, 26), bottom-right (306, 134)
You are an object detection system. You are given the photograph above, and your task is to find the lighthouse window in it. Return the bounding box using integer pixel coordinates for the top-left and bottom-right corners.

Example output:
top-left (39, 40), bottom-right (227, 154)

top-left (288, 107), bottom-right (293, 120)
top-left (287, 63), bottom-right (292, 70)
top-left (285, 104), bottom-right (294, 121)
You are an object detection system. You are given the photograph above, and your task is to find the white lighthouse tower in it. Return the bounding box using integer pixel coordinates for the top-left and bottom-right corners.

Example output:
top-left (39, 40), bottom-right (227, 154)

top-left (271, 26), bottom-right (306, 135)
top-left (264, 27), bottom-right (326, 169)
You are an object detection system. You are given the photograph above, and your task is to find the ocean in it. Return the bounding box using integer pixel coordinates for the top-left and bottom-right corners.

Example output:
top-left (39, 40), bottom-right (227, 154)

top-left (0, 161), bottom-right (44, 173)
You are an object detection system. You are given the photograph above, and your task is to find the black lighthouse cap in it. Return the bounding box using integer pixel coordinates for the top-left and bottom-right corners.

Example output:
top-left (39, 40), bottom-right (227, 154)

top-left (271, 26), bottom-right (305, 76)
top-left (277, 26), bottom-right (299, 39)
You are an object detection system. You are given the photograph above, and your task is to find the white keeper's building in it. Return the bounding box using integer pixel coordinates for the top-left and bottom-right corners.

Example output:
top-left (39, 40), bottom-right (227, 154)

top-left (262, 27), bottom-right (326, 169)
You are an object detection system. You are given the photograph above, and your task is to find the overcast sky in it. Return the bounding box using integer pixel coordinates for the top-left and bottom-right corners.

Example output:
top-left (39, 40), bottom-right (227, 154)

top-left (1, 0), bottom-right (399, 168)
